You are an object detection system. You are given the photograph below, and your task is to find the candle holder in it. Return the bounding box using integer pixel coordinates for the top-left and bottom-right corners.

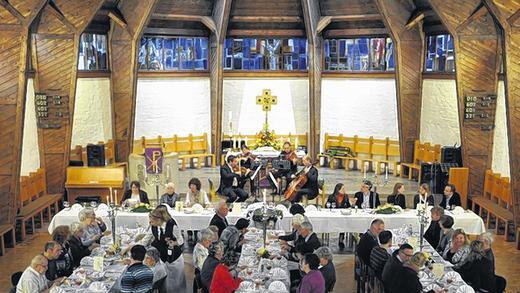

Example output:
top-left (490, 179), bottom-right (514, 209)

top-left (251, 204), bottom-right (283, 248)
top-left (417, 206), bottom-right (429, 250)
top-left (107, 203), bottom-right (120, 245)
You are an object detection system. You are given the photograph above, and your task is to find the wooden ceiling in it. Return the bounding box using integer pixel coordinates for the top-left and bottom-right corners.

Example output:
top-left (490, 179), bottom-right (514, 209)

top-left (81, 0), bottom-right (449, 38)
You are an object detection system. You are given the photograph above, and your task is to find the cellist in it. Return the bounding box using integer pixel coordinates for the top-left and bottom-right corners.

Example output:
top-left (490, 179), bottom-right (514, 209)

top-left (291, 155), bottom-right (319, 203)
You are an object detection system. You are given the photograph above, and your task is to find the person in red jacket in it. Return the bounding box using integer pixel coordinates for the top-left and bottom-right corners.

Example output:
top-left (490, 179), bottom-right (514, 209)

top-left (210, 252), bottom-right (242, 293)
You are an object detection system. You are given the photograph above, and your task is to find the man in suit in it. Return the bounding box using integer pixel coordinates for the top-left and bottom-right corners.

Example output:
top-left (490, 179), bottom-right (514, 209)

top-left (209, 200), bottom-right (229, 238)
top-left (354, 180), bottom-right (380, 209)
top-left (424, 206), bottom-right (444, 248)
top-left (285, 221), bottom-right (321, 261)
top-left (356, 219), bottom-right (385, 264)
top-left (292, 155), bottom-right (319, 203)
top-left (382, 243), bottom-right (414, 292)
top-left (218, 155), bottom-right (249, 203)
top-left (440, 183), bottom-right (462, 209)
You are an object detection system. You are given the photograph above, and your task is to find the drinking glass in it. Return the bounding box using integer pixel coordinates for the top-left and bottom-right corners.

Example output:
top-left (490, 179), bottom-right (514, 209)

top-left (331, 202), bottom-right (337, 209)
top-left (63, 201), bottom-right (70, 210)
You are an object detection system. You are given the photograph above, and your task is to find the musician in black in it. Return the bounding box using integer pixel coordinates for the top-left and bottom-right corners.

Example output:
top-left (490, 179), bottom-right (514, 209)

top-left (218, 155), bottom-right (249, 203)
top-left (292, 155), bottom-right (319, 203)
top-left (273, 141), bottom-right (298, 194)
top-left (239, 145), bottom-right (257, 194)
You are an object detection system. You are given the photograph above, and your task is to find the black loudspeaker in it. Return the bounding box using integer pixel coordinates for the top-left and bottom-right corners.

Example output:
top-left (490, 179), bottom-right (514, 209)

top-left (221, 140), bottom-right (233, 150)
top-left (441, 146), bottom-right (462, 166)
top-left (420, 163), bottom-right (449, 194)
top-left (87, 144), bottom-right (105, 167)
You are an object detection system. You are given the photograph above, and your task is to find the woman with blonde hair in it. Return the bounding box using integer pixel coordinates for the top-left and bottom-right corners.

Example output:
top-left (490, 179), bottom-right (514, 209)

top-left (443, 228), bottom-right (471, 268)
top-left (78, 208), bottom-right (109, 246)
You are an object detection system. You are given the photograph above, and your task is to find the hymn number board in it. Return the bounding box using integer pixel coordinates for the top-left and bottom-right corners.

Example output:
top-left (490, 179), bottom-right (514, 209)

top-left (464, 94), bottom-right (496, 131)
top-left (34, 93), bottom-right (70, 129)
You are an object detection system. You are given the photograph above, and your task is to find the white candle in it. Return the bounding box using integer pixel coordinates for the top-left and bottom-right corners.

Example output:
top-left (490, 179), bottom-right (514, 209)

top-left (109, 187), bottom-right (113, 204)
top-left (363, 162), bottom-right (367, 178)
top-left (114, 190), bottom-right (118, 204)
top-left (385, 165), bottom-right (388, 180)
top-left (263, 189), bottom-right (266, 203)
top-left (233, 135), bottom-right (236, 149)
top-left (106, 195), bottom-right (109, 204)
top-left (295, 137), bottom-right (299, 148)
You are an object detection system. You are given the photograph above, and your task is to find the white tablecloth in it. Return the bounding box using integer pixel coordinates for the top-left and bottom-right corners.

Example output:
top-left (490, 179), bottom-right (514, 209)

top-left (48, 207), bottom-right (485, 235)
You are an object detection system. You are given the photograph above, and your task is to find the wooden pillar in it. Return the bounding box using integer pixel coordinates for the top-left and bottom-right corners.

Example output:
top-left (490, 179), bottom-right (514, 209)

top-left (375, 0), bottom-right (424, 164)
top-left (32, 0), bottom-right (104, 194)
top-left (0, 0), bottom-right (46, 224)
top-left (110, 0), bottom-right (158, 162)
top-left (301, 0), bottom-right (322, 159)
top-left (429, 0), bottom-right (500, 196)
top-left (484, 0), bottom-right (520, 226)
top-left (210, 0), bottom-right (232, 164)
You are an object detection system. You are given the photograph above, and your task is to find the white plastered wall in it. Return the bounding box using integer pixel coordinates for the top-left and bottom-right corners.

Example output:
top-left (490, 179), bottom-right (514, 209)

top-left (20, 78), bottom-right (40, 176)
top-left (492, 81), bottom-right (510, 176)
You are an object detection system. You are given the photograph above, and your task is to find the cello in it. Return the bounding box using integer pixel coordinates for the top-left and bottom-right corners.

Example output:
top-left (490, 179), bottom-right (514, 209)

top-left (284, 160), bottom-right (318, 201)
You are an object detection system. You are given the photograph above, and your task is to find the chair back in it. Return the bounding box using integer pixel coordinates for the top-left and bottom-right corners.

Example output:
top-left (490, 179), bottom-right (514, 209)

top-left (151, 275), bottom-right (167, 292)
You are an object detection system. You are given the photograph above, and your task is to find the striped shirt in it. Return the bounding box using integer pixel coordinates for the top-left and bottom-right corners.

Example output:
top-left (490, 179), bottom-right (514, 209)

top-left (370, 246), bottom-right (390, 277)
top-left (120, 262), bottom-right (154, 293)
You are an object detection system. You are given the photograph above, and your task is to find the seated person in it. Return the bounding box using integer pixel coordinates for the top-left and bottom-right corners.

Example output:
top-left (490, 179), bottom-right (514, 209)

top-left (277, 214), bottom-right (305, 242)
top-left (121, 181), bottom-right (149, 207)
top-left (382, 243), bottom-right (414, 292)
top-left (50, 226), bottom-right (74, 279)
top-left (209, 200), bottom-right (229, 237)
top-left (436, 215), bottom-right (455, 253)
top-left (210, 251), bottom-right (242, 293)
top-left (357, 219), bottom-right (385, 264)
top-left (440, 183), bottom-right (462, 209)
top-left (274, 142), bottom-right (298, 193)
top-left (41, 241), bottom-right (62, 281)
top-left (78, 208), bottom-right (109, 246)
top-left (387, 252), bottom-right (426, 293)
top-left (238, 145), bottom-right (258, 194)
top-left (424, 206), bottom-right (444, 248)
top-left (387, 183), bottom-right (406, 209)
top-left (354, 180), bottom-right (381, 209)
top-left (477, 233), bottom-right (507, 292)
top-left (201, 241), bottom-right (225, 292)
top-left (315, 247), bottom-right (336, 292)
top-left (220, 218), bottom-right (250, 253)
top-left (284, 222), bottom-right (321, 261)
top-left (442, 229), bottom-right (471, 269)
top-left (298, 253), bottom-right (326, 293)
top-left (292, 155), bottom-right (319, 203)
top-left (413, 183), bottom-right (434, 209)
top-left (457, 240), bottom-right (496, 293)
top-left (17, 255), bottom-right (63, 293)
top-left (369, 230), bottom-right (393, 278)
top-left (67, 222), bottom-right (97, 268)
top-left (120, 245), bottom-right (154, 293)
top-left (193, 229), bottom-right (215, 292)
top-left (185, 177), bottom-right (210, 207)
top-left (325, 183), bottom-right (351, 208)
top-left (160, 182), bottom-right (179, 208)
top-left (218, 155), bottom-right (249, 203)
top-left (143, 247), bottom-right (167, 286)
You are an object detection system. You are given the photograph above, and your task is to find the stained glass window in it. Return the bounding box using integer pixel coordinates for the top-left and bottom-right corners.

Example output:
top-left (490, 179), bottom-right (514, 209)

top-left (78, 33), bottom-right (108, 70)
top-left (425, 34), bottom-right (455, 72)
top-left (138, 36), bottom-right (208, 70)
top-left (324, 37), bottom-right (394, 71)
top-left (223, 38), bottom-right (308, 71)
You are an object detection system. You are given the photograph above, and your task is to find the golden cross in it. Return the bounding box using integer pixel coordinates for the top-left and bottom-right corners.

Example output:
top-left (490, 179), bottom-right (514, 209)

top-left (256, 89), bottom-right (277, 112)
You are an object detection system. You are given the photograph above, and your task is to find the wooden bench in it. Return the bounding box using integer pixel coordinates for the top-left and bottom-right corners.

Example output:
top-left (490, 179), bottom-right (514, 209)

top-left (400, 140), bottom-right (441, 181)
top-left (471, 170), bottom-right (514, 241)
top-left (65, 166), bottom-right (125, 204)
top-left (17, 168), bottom-right (62, 241)
top-left (0, 224), bottom-right (16, 256)
top-left (70, 139), bottom-right (116, 165)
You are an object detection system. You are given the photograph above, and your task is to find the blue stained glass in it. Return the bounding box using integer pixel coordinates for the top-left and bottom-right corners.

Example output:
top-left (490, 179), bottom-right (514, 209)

top-left (339, 40), bottom-right (346, 57)
top-left (385, 39), bottom-right (395, 70)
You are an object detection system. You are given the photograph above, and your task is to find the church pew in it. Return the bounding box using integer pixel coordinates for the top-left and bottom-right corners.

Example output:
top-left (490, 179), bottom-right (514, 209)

top-left (471, 170), bottom-right (514, 241)
top-left (16, 169), bottom-right (62, 241)
top-left (65, 166), bottom-right (125, 204)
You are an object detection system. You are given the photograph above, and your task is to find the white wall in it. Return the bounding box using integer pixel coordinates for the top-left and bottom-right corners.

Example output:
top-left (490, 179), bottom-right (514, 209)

top-left (20, 78), bottom-right (40, 176)
top-left (222, 78), bottom-right (309, 136)
top-left (134, 78), bottom-right (211, 139)
top-left (320, 78), bottom-right (399, 150)
top-left (420, 79), bottom-right (461, 146)
top-left (71, 78), bottom-right (113, 147)
top-left (492, 81), bottom-right (510, 176)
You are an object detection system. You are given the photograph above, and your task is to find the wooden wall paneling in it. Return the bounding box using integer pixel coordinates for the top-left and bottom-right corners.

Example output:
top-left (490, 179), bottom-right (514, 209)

top-left (32, 0), bottom-right (104, 194)
top-left (429, 0), bottom-right (500, 197)
top-left (484, 0), bottom-right (520, 227)
top-left (109, 0), bottom-right (159, 162)
top-left (210, 0), bottom-right (232, 164)
top-left (375, 0), bottom-right (424, 164)
top-left (301, 0), bottom-right (322, 159)
top-left (0, 0), bottom-right (46, 225)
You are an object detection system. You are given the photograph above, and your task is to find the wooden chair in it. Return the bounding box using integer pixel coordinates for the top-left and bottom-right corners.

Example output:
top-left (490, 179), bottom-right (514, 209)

top-left (305, 178), bottom-right (326, 206)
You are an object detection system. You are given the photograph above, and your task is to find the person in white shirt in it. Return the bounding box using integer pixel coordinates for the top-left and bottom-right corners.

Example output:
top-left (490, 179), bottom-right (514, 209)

top-left (192, 229), bottom-right (215, 291)
top-left (17, 255), bottom-right (63, 293)
top-left (185, 177), bottom-right (210, 207)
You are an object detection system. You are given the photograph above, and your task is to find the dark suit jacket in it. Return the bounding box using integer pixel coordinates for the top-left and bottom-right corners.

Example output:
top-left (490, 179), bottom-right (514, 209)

top-left (218, 164), bottom-right (242, 192)
top-left (388, 266), bottom-right (422, 293)
top-left (356, 230), bottom-right (378, 264)
top-left (121, 189), bottom-right (149, 204)
top-left (354, 191), bottom-right (381, 208)
top-left (319, 261), bottom-right (336, 292)
top-left (387, 193), bottom-right (406, 209)
top-left (293, 232), bottom-right (321, 255)
top-left (200, 255), bottom-right (220, 290)
top-left (209, 214), bottom-right (228, 237)
top-left (67, 235), bottom-right (91, 268)
top-left (301, 166), bottom-right (319, 197)
top-left (440, 192), bottom-right (462, 209)
top-left (413, 193), bottom-right (434, 209)
top-left (424, 220), bottom-right (442, 249)
top-left (382, 250), bottom-right (404, 292)
top-left (151, 218), bottom-right (182, 263)
top-left (458, 257), bottom-right (496, 293)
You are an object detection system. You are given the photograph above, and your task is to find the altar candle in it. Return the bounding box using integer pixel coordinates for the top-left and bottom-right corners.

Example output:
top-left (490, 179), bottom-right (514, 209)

top-left (109, 187), bottom-right (113, 204)
top-left (106, 195), bottom-right (110, 204)
top-left (385, 165), bottom-right (388, 180)
top-left (114, 190), bottom-right (118, 205)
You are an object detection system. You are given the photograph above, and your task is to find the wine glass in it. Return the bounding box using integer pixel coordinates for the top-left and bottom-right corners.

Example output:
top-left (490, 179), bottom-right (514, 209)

top-left (91, 201), bottom-right (98, 209)
top-left (331, 202), bottom-right (337, 209)
top-left (63, 201), bottom-right (70, 210)
top-left (325, 202), bottom-right (331, 211)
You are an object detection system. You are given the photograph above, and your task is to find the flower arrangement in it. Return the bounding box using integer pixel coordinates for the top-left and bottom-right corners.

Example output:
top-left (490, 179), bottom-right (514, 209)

top-left (254, 128), bottom-right (281, 150)
top-left (130, 203), bottom-right (153, 213)
top-left (257, 247), bottom-right (270, 259)
top-left (374, 203), bottom-right (402, 214)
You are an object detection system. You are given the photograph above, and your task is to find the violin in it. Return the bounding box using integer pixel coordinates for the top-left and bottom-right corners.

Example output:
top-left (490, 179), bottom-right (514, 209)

top-left (285, 151), bottom-right (297, 162)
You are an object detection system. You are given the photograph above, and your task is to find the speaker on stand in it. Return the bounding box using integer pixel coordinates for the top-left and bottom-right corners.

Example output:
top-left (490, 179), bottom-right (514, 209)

top-left (87, 144), bottom-right (106, 167)
top-left (441, 145), bottom-right (462, 166)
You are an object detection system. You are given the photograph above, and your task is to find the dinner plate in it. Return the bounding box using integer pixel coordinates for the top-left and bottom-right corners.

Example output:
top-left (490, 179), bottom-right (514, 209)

top-left (268, 280), bottom-right (288, 293)
top-left (442, 271), bottom-right (462, 283)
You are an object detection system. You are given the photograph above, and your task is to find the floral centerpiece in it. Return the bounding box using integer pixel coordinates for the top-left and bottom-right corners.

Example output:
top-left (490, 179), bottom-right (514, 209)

top-left (254, 127), bottom-right (281, 150)
top-left (130, 203), bottom-right (153, 213)
top-left (374, 203), bottom-right (402, 214)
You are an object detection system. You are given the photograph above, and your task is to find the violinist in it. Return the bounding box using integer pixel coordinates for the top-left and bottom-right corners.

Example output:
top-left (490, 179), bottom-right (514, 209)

top-left (218, 155), bottom-right (249, 203)
top-left (291, 155), bottom-right (319, 203)
top-left (274, 142), bottom-right (298, 194)
top-left (239, 145), bottom-right (257, 194)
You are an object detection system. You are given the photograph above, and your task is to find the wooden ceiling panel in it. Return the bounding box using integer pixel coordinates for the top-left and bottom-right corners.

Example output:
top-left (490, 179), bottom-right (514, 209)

top-left (155, 0), bottom-right (214, 16)
top-left (0, 6), bottom-right (20, 24)
top-left (230, 0), bottom-right (302, 16)
top-left (319, 0), bottom-right (380, 16)
top-left (327, 20), bottom-right (386, 30)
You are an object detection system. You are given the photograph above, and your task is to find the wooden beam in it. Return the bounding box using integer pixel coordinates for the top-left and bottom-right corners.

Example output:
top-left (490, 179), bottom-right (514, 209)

top-left (32, 0), bottom-right (104, 194)
top-left (107, 8), bottom-right (127, 30)
top-left (110, 0), bottom-right (158, 163)
top-left (0, 0), bottom-right (46, 226)
top-left (200, 16), bottom-right (216, 33)
top-left (302, 0), bottom-right (322, 159)
top-left (484, 0), bottom-right (520, 228)
top-left (143, 27), bottom-right (209, 36)
top-left (317, 14), bottom-right (384, 34)
top-left (0, 0), bottom-right (24, 23)
top-left (210, 0), bottom-right (232, 164)
top-left (405, 12), bottom-right (426, 30)
top-left (316, 16), bottom-right (332, 34)
top-left (231, 16), bottom-right (302, 23)
top-left (228, 29), bottom-right (305, 37)
top-left (151, 13), bottom-right (216, 33)
top-left (507, 7), bottom-right (520, 26)
top-left (429, 0), bottom-right (500, 197)
top-left (375, 0), bottom-right (424, 164)
top-left (323, 28), bottom-right (388, 38)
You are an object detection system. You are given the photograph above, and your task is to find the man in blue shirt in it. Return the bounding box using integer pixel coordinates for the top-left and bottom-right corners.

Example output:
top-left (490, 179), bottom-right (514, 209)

top-left (121, 245), bottom-right (154, 293)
